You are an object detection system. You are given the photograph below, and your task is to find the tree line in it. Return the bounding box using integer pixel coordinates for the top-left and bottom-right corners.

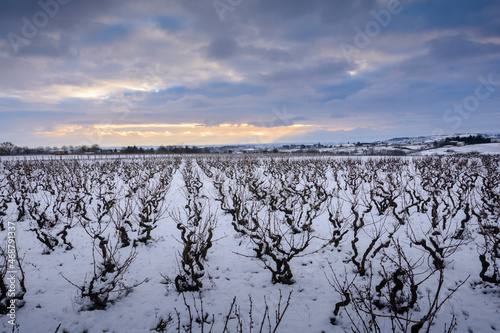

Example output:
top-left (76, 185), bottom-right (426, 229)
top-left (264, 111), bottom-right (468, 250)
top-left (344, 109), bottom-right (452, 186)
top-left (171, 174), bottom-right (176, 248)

top-left (0, 142), bottom-right (213, 156)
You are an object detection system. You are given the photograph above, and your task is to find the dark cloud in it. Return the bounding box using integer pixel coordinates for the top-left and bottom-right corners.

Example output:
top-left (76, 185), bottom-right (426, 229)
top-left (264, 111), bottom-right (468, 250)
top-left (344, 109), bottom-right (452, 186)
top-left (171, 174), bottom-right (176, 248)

top-left (243, 46), bottom-right (294, 63)
top-left (0, 0), bottom-right (499, 146)
top-left (14, 32), bottom-right (77, 58)
top-left (153, 15), bottom-right (183, 32)
top-left (320, 0), bottom-right (377, 26)
top-left (256, 60), bottom-right (355, 85)
top-left (428, 34), bottom-right (500, 61)
top-left (315, 79), bottom-right (367, 102)
top-left (206, 37), bottom-right (240, 60)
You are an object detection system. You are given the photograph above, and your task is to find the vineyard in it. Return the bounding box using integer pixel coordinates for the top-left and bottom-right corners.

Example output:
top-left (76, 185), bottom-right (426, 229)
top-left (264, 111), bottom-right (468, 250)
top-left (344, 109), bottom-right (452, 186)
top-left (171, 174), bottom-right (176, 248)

top-left (0, 155), bottom-right (499, 332)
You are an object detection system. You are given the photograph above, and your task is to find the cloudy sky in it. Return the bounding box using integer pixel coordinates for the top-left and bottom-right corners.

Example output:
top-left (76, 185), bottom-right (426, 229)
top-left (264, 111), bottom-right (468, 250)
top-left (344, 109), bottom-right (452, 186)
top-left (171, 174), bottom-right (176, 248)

top-left (0, 0), bottom-right (499, 147)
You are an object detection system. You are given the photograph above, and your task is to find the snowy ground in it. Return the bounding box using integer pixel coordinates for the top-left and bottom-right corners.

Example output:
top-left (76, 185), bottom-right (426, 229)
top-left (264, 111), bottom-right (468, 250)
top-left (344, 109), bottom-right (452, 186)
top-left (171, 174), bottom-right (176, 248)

top-left (0, 155), bottom-right (499, 333)
top-left (419, 143), bottom-right (500, 156)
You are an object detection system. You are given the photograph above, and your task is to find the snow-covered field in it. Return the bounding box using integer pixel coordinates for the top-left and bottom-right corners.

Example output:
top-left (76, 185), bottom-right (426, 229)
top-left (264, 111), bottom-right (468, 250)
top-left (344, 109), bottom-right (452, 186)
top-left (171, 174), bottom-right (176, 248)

top-left (1, 155), bottom-right (499, 333)
top-left (419, 143), bottom-right (500, 156)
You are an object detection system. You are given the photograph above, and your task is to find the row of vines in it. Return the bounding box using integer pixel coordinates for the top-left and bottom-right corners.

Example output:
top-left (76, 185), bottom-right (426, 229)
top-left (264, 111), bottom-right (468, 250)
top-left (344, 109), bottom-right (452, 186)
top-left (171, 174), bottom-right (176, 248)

top-left (0, 155), bottom-right (499, 332)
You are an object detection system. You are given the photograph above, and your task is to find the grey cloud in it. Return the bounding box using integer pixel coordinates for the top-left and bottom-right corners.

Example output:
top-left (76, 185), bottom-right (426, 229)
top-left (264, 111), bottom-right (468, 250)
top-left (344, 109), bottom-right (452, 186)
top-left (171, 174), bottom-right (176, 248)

top-left (1, 0), bottom-right (500, 146)
top-left (330, 111), bottom-right (347, 119)
top-left (242, 46), bottom-right (294, 63)
top-left (253, 0), bottom-right (319, 20)
top-left (320, 0), bottom-right (377, 26)
top-left (428, 34), bottom-right (500, 61)
top-left (15, 32), bottom-right (77, 58)
top-left (206, 37), bottom-right (240, 60)
top-left (256, 60), bottom-right (355, 84)
top-left (395, 33), bottom-right (500, 80)
top-left (476, 22), bottom-right (500, 38)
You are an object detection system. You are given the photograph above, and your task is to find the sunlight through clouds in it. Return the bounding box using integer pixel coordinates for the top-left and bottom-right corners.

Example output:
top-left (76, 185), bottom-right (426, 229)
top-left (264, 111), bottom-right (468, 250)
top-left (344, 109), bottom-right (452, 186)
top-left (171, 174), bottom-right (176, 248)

top-left (30, 122), bottom-right (321, 146)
